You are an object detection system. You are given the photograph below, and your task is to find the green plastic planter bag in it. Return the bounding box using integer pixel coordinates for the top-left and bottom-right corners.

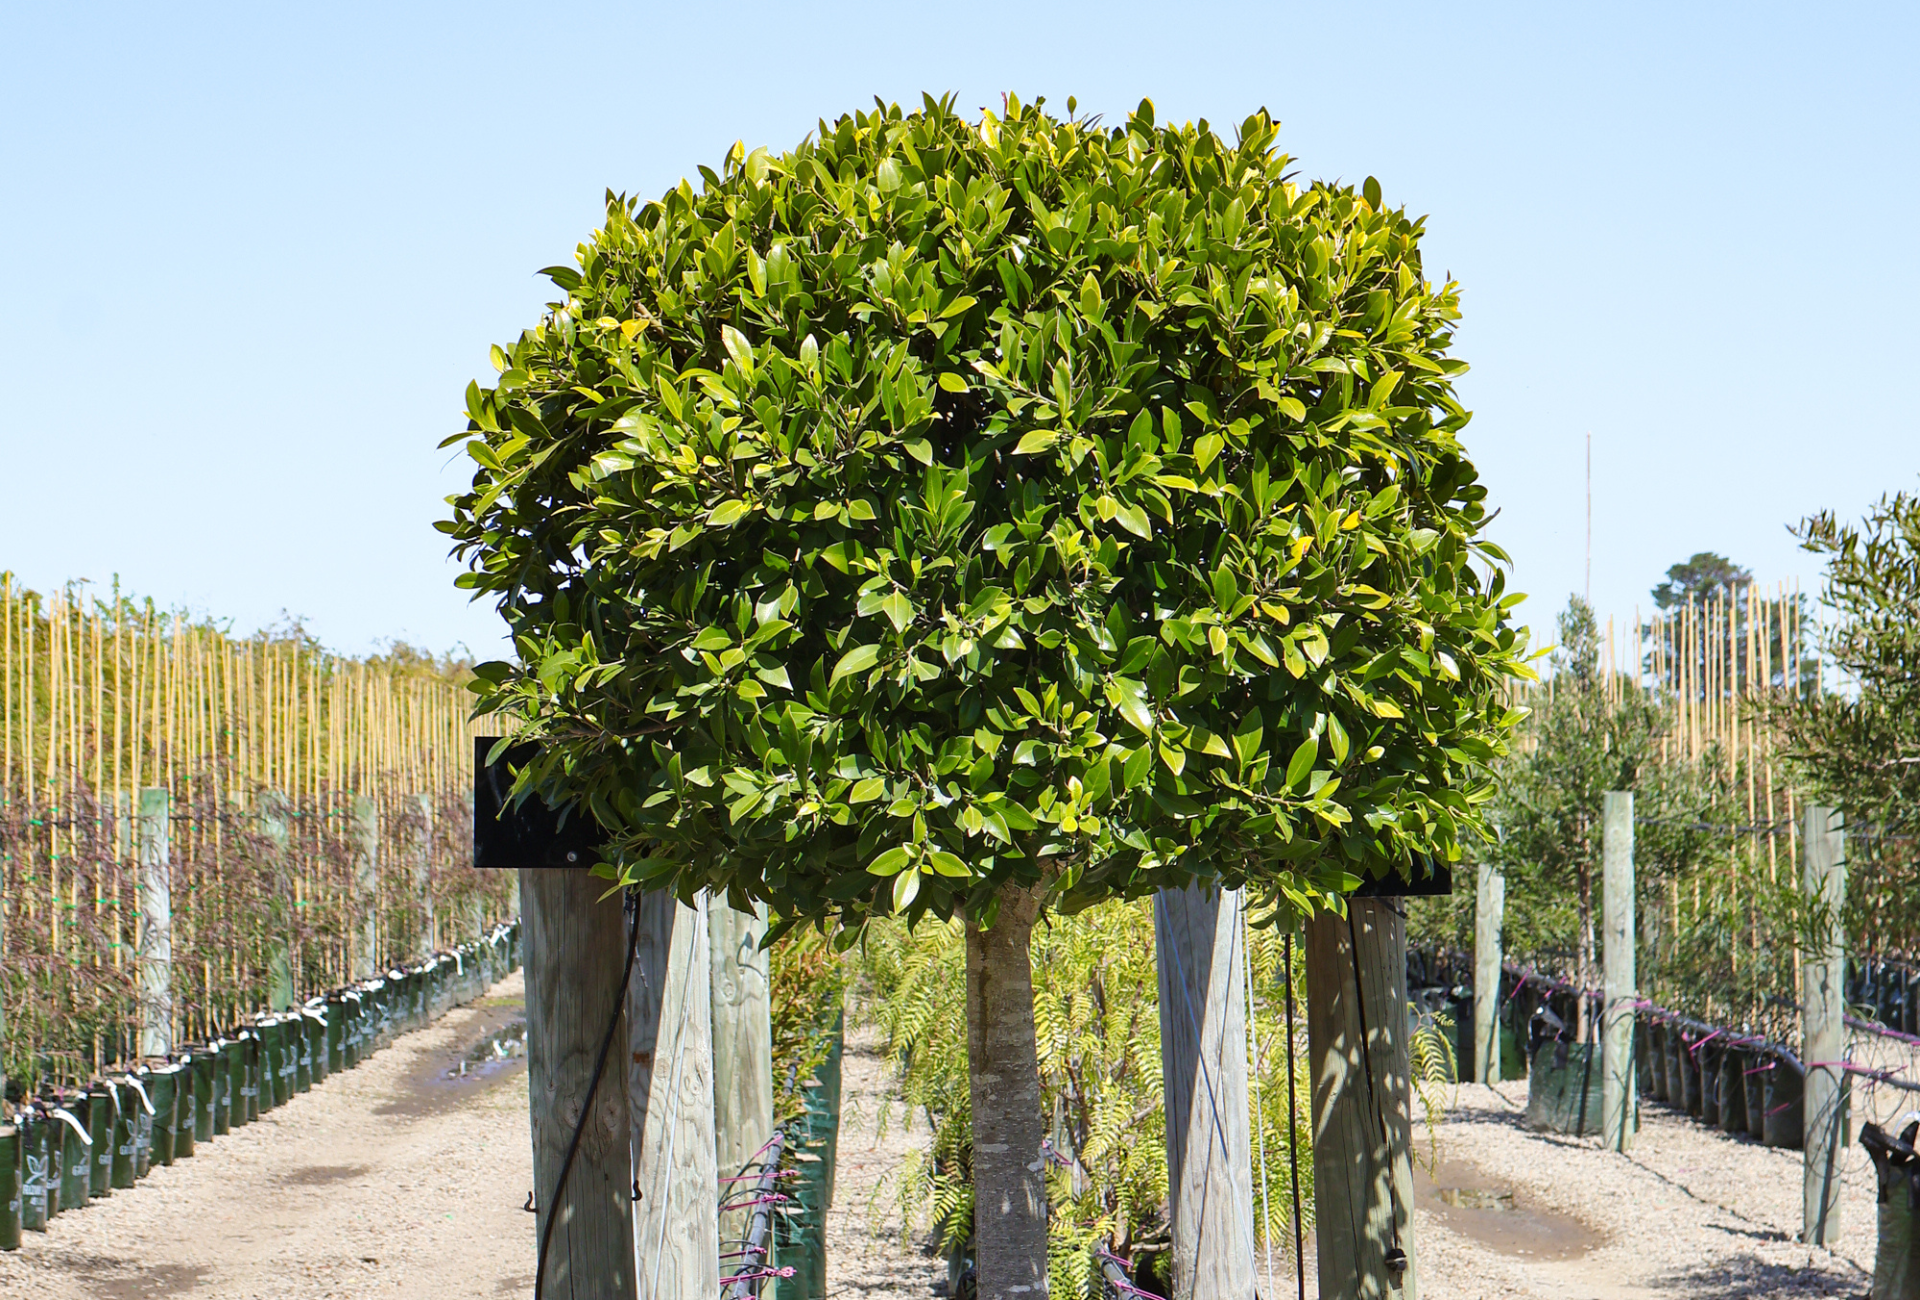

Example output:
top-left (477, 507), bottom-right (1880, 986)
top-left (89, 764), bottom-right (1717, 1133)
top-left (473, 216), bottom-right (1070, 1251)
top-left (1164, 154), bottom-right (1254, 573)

top-left (325, 995), bottom-right (346, 1073)
top-left (20, 1115), bottom-right (48, 1232)
top-left (256, 1020), bottom-right (281, 1111)
top-left (295, 1010), bottom-right (317, 1092)
top-left (53, 1098), bottom-right (92, 1211)
top-left (110, 1079), bottom-right (139, 1188)
top-left (171, 1059), bottom-right (196, 1159)
top-left (305, 1004), bottom-right (330, 1085)
top-left (128, 1070), bottom-right (154, 1177)
top-left (191, 1050), bottom-right (217, 1144)
top-left (228, 1035), bottom-right (253, 1127)
top-left (212, 1040), bottom-right (235, 1135)
top-left (342, 993), bottom-right (362, 1069)
top-left (0, 1124), bottom-right (19, 1250)
top-left (147, 1068), bottom-right (178, 1167)
top-left (243, 1031), bottom-right (264, 1121)
top-left (87, 1084), bottom-right (113, 1196)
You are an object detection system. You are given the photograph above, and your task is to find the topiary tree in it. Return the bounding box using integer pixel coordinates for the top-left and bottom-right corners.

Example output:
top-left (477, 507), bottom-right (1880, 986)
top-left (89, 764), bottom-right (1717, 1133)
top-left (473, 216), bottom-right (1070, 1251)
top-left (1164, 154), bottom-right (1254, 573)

top-left (442, 93), bottom-right (1527, 1296)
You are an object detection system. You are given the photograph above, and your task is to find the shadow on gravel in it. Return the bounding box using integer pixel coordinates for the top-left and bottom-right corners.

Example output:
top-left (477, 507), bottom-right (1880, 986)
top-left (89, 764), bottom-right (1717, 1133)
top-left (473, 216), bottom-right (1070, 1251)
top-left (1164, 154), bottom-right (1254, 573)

top-left (280, 1163), bottom-right (372, 1186)
top-left (60, 1257), bottom-right (211, 1299)
top-left (1645, 1254), bottom-right (1864, 1299)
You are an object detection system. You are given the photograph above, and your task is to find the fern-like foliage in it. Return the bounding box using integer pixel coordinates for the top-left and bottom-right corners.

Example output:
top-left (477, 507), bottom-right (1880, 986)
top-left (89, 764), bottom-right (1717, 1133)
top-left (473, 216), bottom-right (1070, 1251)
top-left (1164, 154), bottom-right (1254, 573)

top-left (861, 899), bottom-right (1321, 1297)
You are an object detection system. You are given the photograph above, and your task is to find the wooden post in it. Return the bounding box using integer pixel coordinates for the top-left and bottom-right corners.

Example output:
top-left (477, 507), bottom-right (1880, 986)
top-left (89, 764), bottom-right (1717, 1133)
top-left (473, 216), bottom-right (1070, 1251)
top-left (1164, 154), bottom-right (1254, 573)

top-left (1154, 883), bottom-right (1256, 1300)
top-left (630, 890), bottom-right (719, 1299)
top-left (523, 867), bottom-right (636, 1299)
top-left (1308, 898), bottom-right (1417, 1299)
top-left (262, 790), bottom-right (293, 1012)
top-left (709, 900), bottom-right (772, 1252)
top-left (412, 793), bottom-right (435, 956)
top-left (1803, 804), bottom-right (1846, 1247)
top-left (351, 795), bottom-right (378, 979)
top-left (137, 787), bottom-right (172, 1058)
top-left (1472, 862), bottom-right (1504, 1085)
top-left (1602, 791), bottom-right (1636, 1153)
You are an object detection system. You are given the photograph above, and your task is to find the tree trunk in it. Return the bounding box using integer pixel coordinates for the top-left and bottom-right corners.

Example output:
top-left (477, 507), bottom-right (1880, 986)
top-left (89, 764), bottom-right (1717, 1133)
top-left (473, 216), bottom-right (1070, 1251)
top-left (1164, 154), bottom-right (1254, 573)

top-left (966, 882), bottom-right (1049, 1299)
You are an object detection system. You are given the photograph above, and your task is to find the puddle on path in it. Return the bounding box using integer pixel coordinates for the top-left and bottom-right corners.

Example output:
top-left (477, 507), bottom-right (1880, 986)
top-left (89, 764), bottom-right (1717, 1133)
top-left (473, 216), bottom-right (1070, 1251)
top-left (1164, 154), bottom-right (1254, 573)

top-left (1415, 1156), bottom-right (1604, 1260)
top-left (376, 1000), bottom-right (527, 1120)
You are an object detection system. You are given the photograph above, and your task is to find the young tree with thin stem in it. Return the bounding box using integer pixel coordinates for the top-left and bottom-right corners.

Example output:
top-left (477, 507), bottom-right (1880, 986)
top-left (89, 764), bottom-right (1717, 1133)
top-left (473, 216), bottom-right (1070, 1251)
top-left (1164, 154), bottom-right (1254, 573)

top-left (442, 94), bottom-right (1526, 1296)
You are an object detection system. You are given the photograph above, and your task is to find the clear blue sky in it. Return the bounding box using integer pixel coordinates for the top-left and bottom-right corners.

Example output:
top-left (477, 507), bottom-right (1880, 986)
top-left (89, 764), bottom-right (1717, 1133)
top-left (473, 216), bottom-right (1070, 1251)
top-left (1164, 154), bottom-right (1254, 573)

top-left (4, 3), bottom-right (1914, 659)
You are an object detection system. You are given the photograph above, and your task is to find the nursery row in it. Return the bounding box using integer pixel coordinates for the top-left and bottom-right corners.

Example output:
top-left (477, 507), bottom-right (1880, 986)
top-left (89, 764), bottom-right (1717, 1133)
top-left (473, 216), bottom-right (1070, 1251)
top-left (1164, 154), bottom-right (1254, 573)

top-left (0, 575), bottom-right (510, 1091)
top-left (0, 923), bottom-right (519, 1248)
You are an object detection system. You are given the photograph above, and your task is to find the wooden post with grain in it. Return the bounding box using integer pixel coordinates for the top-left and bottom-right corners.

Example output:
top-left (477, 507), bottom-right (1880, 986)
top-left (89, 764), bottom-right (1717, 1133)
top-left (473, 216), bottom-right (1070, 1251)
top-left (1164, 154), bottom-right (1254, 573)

top-left (262, 789), bottom-right (293, 1011)
top-left (1802, 804), bottom-right (1847, 1247)
top-left (709, 899), bottom-right (773, 1252)
top-left (412, 793), bottom-right (435, 956)
top-left (1602, 790), bottom-right (1637, 1152)
top-left (523, 867), bottom-right (637, 1299)
top-left (1472, 861), bottom-right (1504, 1085)
top-left (1153, 882), bottom-right (1257, 1300)
top-left (1308, 897), bottom-right (1417, 1299)
top-left (351, 794), bottom-right (379, 979)
top-left (630, 890), bottom-right (719, 1299)
top-left (137, 786), bottom-right (172, 1058)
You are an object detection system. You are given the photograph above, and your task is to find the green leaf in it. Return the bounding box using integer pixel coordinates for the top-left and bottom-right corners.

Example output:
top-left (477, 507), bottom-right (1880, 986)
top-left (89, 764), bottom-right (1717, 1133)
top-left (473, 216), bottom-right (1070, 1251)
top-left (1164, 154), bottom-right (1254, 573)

top-left (892, 867), bottom-right (922, 912)
top-left (830, 644), bottom-right (881, 684)
top-left (721, 325), bottom-right (755, 375)
top-left (881, 591), bottom-right (913, 633)
top-left (928, 850), bottom-right (969, 878)
top-left (1328, 714), bottom-right (1350, 763)
top-left (1014, 430), bottom-right (1058, 455)
top-left (1114, 502), bottom-right (1152, 539)
top-left (868, 845), bottom-right (912, 876)
top-left (850, 777), bottom-right (888, 804)
top-left (708, 499), bottom-right (750, 528)
top-left (1286, 738), bottom-right (1318, 790)
top-left (937, 372), bottom-right (970, 393)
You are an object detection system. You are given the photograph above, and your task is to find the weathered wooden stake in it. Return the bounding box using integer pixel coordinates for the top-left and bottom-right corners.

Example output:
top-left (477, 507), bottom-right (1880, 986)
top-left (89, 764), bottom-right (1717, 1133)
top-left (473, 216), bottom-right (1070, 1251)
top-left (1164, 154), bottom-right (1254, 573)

top-left (351, 795), bottom-right (378, 979)
top-left (631, 890), bottom-right (719, 1299)
top-left (1802, 804), bottom-right (1846, 1247)
top-left (1602, 791), bottom-right (1636, 1153)
top-left (412, 793), bottom-right (435, 956)
top-left (709, 899), bottom-right (772, 1251)
top-left (263, 790), bottom-right (293, 1012)
top-left (137, 787), bottom-right (172, 1058)
top-left (1154, 882), bottom-right (1256, 1300)
top-left (1308, 897), bottom-right (1417, 1299)
top-left (1472, 862), bottom-right (1504, 1085)
top-left (523, 867), bottom-right (636, 1299)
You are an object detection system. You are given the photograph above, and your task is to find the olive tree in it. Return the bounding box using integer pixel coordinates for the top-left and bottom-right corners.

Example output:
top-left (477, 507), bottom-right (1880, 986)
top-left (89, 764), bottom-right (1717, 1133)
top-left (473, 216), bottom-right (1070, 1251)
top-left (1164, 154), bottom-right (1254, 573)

top-left (442, 93), bottom-right (1526, 1296)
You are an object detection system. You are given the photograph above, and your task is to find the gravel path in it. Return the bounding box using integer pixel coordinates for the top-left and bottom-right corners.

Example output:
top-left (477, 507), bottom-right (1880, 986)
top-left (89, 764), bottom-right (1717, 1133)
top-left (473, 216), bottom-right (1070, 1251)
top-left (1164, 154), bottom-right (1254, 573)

top-left (821, 1024), bottom-right (945, 1299)
top-left (1413, 1080), bottom-right (1878, 1299)
top-left (0, 973), bottom-right (535, 1300)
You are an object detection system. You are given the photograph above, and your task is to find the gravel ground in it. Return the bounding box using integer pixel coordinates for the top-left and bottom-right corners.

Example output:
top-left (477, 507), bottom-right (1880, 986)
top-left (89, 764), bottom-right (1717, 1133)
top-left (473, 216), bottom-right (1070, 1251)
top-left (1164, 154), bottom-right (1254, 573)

top-left (0, 973), bottom-right (536, 1300)
top-left (821, 1023), bottom-right (946, 1299)
top-left (1412, 1079), bottom-right (1879, 1300)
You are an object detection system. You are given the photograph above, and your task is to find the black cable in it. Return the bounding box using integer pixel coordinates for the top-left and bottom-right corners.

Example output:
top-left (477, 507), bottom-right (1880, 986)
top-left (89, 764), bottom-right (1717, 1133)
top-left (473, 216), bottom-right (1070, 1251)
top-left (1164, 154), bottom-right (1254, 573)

top-left (1282, 930), bottom-right (1305, 1300)
top-left (535, 889), bottom-right (640, 1300)
top-left (1345, 908), bottom-right (1407, 1274)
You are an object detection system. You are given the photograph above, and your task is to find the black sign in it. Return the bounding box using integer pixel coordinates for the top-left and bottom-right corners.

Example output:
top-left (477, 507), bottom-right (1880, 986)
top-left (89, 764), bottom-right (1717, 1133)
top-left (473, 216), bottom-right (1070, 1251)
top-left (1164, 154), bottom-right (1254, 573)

top-left (1352, 859), bottom-right (1453, 898)
top-left (472, 738), bottom-right (608, 869)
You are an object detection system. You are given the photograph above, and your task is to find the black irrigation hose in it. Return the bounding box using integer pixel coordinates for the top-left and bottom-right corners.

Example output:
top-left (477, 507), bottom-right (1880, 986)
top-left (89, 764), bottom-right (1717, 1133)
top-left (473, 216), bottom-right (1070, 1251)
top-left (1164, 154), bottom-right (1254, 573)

top-left (534, 892), bottom-right (639, 1300)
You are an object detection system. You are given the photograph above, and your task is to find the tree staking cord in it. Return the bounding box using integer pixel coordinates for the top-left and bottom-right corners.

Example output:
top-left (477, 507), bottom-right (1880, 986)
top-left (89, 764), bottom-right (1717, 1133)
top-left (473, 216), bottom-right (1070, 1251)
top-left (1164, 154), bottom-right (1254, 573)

top-left (1345, 908), bottom-right (1408, 1276)
top-left (535, 888), bottom-right (641, 1300)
